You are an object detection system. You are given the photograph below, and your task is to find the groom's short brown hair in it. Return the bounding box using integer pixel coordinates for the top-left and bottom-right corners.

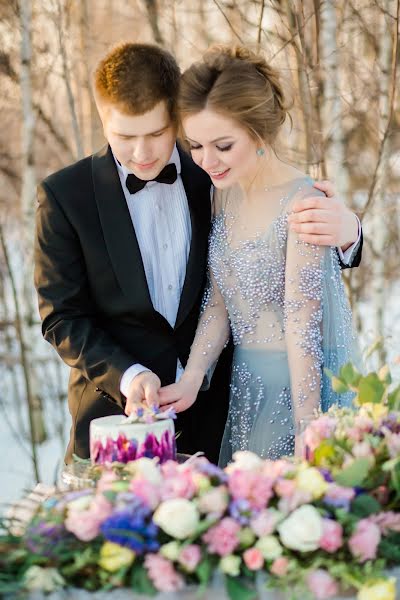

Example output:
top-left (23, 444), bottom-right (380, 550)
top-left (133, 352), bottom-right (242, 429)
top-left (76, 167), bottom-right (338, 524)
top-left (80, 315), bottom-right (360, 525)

top-left (94, 42), bottom-right (181, 123)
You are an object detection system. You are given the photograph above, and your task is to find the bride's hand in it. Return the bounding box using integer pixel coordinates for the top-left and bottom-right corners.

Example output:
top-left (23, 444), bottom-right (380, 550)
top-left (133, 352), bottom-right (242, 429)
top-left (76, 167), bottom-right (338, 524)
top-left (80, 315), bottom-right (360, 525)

top-left (159, 371), bottom-right (204, 414)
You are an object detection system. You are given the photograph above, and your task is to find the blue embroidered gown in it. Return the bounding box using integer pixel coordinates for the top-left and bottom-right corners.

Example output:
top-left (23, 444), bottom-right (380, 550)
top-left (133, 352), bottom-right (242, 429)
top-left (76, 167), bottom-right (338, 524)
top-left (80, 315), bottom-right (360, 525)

top-left (186, 176), bottom-right (356, 467)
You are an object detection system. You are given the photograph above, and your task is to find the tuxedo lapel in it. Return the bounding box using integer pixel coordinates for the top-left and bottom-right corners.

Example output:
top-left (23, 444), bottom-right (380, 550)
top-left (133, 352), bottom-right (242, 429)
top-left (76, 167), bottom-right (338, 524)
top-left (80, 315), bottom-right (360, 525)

top-left (92, 146), bottom-right (155, 320)
top-left (175, 148), bottom-right (211, 330)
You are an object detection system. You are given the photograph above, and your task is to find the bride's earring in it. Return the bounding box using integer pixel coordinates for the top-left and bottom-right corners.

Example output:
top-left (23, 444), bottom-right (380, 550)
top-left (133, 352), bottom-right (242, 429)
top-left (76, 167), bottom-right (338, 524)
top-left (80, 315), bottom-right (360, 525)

top-left (256, 148), bottom-right (265, 157)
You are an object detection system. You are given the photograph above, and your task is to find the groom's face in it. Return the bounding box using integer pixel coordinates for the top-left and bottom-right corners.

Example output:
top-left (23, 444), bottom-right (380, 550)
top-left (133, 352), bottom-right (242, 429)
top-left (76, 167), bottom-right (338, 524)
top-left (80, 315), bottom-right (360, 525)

top-left (101, 101), bottom-right (176, 179)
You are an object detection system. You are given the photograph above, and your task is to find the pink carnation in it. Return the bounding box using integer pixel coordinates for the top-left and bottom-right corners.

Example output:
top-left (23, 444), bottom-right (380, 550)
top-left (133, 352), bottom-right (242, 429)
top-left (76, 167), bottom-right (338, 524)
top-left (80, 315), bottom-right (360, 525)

top-left (228, 470), bottom-right (273, 510)
top-left (129, 477), bottom-right (160, 509)
top-left (348, 519), bottom-right (381, 562)
top-left (243, 548), bottom-right (264, 571)
top-left (144, 553), bottom-right (184, 592)
top-left (250, 509), bottom-right (280, 537)
top-left (306, 569), bottom-right (339, 599)
top-left (304, 416), bottom-right (336, 456)
top-left (262, 459), bottom-right (294, 481)
top-left (270, 557), bottom-right (289, 577)
top-left (65, 494), bottom-right (112, 541)
top-left (160, 463), bottom-right (196, 500)
top-left (202, 517), bottom-right (241, 556)
top-left (319, 519), bottom-right (343, 553)
top-left (178, 544), bottom-right (202, 572)
top-left (370, 511), bottom-right (400, 535)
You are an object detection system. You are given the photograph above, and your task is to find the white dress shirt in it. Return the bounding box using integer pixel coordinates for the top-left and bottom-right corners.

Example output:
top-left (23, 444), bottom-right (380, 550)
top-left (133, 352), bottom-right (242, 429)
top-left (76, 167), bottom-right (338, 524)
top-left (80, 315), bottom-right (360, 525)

top-left (116, 146), bottom-right (191, 396)
top-left (116, 147), bottom-right (361, 397)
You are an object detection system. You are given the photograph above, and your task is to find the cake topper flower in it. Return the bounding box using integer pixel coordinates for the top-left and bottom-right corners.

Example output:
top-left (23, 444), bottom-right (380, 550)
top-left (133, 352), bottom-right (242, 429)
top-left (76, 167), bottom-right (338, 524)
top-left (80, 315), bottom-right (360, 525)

top-left (123, 404), bottom-right (176, 425)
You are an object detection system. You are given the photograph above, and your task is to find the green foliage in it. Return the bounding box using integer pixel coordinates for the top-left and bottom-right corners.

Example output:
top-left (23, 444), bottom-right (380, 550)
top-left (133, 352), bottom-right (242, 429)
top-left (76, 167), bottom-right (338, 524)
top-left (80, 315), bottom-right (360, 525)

top-left (351, 494), bottom-right (381, 518)
top-left (226, 575), bottom-right (257, 600)
top-left (335, 457), bottom-right (370, 487)
top-left (130, 564), bottom-right (158, 596)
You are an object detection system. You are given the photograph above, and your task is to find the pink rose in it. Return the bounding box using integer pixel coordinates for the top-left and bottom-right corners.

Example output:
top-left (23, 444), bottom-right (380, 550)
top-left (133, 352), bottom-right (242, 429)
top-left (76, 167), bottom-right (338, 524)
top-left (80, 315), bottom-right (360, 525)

top-left (65, 509), bottom-right (101, 541)
top-left (306, 569), bottom-right (339, 599)
top-left (348, 519), bottom-right (381, 562)
top-left (129, 477), bottom-right (160, 509)
top-left (243, 548), bottom-right (264, 571)
top-left (250, 509), bottom-right (280, 537)
top-left (144, 553), bottom-right (184, 592)
top-left (275, 479), bottom-right (296, 498)
top-left (228, 470), bottom-right (273, 510)
top-left (202, 517), bottom-right (241, 556)
top-left (178, 544), bottom-right (202, 572)
top-left (160, 463), bottom-right (196, 500)
top-left (270, 557), bottom-right (289, 577)
top-left (319, 519), bottom-right (343, 553)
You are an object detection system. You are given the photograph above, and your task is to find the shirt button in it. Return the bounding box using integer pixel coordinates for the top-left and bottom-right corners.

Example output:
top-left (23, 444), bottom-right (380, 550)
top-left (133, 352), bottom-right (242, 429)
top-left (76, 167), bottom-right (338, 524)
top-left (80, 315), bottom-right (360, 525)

top-left (168, 284), bottom-right (173, 290)
top-left (163, 243), bottom-right (168, 250)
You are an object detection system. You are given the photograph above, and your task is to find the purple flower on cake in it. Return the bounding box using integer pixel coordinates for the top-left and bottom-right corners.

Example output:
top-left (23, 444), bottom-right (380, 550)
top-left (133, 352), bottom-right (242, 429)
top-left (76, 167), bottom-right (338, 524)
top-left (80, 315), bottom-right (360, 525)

top-left (91, 430), bottom-right (176, 465)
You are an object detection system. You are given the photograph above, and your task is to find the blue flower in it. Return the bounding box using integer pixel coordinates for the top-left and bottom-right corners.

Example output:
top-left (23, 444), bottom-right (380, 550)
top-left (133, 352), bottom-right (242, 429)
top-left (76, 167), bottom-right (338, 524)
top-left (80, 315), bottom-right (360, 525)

top-left (229, 499), bottom-right (254, 525)
top-left (100, 507), bottom-right (159, 554)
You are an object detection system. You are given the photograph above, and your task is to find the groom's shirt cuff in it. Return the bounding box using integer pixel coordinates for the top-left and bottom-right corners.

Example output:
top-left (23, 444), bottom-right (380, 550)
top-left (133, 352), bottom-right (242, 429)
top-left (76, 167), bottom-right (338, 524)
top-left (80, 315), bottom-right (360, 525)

top-left (120, 364), bottom-right (150, 397)
top-left (337, 215), bottom-right (361, 265)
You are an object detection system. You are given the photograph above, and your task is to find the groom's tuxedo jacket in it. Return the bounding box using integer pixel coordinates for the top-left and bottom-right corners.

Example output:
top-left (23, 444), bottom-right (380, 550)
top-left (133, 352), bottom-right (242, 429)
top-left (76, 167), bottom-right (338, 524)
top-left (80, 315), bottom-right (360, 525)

top-left (35, 144), bottom-right (363, 465)
top-left (35, 144), bottom-right (232, 464)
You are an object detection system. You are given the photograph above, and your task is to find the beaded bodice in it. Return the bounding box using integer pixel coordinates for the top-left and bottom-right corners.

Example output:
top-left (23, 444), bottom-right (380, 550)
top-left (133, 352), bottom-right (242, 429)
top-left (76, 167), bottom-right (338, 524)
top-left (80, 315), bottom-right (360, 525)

top-left (185, 176), bottom-right (354, 428)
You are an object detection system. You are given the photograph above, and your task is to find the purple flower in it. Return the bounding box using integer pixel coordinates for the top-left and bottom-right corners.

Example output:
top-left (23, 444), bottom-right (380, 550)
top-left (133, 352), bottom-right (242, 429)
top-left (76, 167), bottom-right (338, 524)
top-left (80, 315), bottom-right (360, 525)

top-left (194, 459), bottom-right (228, 483)
top-left (229, 499), bottom-right (254, 525)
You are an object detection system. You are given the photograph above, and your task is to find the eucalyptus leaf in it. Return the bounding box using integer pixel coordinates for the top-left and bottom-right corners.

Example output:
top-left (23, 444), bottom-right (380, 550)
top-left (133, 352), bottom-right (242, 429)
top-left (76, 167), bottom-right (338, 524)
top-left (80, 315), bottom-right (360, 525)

top-left (335, 457), bottom-right (370, 487)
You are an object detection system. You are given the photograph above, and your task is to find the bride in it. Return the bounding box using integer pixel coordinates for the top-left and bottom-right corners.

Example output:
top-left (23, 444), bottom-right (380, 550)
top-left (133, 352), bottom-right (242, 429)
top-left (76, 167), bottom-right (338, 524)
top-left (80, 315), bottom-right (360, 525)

top-left (159, 45), bottom-right (357, 466)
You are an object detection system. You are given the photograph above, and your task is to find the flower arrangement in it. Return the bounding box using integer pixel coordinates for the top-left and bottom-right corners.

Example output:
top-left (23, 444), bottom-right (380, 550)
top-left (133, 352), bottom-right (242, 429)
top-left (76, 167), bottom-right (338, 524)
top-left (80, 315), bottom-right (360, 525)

top-left (1, 364), bottom-right (399, 600)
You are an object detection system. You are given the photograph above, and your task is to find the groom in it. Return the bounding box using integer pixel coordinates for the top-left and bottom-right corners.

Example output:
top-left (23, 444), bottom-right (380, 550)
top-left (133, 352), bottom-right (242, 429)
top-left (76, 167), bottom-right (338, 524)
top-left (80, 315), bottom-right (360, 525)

top-left (34, 43), bottom-right (362, 464)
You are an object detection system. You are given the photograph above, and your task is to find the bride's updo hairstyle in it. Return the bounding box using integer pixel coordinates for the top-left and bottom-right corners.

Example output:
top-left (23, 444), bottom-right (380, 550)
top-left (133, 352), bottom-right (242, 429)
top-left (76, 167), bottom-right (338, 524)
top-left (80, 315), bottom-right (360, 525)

top-left (179, 45), bottom-right (289, 146)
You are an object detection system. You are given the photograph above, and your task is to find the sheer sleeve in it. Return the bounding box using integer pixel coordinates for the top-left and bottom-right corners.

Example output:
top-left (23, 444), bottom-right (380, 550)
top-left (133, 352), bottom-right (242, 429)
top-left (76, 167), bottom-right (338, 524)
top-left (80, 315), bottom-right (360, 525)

top-left (184, 192), bottom-right (231, 383)
top-left (284, 194), bottom-right (326, 430)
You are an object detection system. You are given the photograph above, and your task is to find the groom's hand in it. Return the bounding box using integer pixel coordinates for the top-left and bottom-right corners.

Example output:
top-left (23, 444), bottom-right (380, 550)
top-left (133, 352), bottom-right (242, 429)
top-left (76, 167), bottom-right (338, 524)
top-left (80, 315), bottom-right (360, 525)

top-left (288, 180), bottom-right (359, 250)
top-left (125, 371), bottom-right (161, 415)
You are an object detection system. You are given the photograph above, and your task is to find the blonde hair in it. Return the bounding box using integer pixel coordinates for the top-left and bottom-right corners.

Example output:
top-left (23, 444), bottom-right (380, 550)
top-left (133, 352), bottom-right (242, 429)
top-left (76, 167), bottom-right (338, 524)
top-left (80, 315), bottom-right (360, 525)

top-left (179, 45), bottom-right (289, 145)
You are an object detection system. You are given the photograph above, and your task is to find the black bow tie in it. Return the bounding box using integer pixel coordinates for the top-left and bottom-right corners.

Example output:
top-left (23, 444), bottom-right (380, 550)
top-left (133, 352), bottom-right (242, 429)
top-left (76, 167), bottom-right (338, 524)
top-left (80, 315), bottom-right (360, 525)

top-left (125, 163), bottom-right (177, 194)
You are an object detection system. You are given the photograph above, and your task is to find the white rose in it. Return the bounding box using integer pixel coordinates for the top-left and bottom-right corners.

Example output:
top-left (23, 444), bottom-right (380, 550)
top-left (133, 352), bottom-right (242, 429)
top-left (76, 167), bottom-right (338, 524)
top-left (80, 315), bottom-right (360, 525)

top-left (126, 457), bottom-right (162, 485)
top-left (255, 535), bottom-right (283, 560)
top-left (153, 498), bottom-right (199, 539)
top-left (278, 505), bottom-right (323, 552)
top-left (226, 451), bottom-right (264, 473)
top-left (24, 566), bottom-right (65, 593)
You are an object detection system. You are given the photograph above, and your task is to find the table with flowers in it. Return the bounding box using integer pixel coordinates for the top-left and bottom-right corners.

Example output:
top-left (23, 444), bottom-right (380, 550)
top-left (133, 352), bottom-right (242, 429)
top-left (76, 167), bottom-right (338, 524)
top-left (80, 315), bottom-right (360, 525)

top-left (2, 363), bottom-right (400, 600)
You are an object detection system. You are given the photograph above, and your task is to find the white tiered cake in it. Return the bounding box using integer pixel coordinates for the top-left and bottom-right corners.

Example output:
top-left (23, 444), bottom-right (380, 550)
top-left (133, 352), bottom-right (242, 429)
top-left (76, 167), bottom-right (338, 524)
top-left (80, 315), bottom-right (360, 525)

top-left (90, 408), bottom-right (176, 464)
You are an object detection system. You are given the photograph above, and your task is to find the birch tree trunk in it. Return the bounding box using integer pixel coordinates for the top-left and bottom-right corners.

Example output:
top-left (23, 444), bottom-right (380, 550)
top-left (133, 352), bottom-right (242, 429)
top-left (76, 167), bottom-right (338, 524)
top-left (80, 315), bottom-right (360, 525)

top-left (19, 0), bottom-right (47, 450)
top-left (370, 0), bottom-right (398, 365)
top-left (319, 0), bottom-right (349, 202)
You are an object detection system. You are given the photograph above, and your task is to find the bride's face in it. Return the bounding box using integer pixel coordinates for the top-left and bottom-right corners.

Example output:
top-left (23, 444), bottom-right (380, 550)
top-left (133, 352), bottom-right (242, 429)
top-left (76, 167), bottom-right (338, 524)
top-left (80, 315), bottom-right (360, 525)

top-left (183, 108), bottom-right (261, 189)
